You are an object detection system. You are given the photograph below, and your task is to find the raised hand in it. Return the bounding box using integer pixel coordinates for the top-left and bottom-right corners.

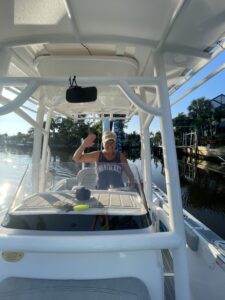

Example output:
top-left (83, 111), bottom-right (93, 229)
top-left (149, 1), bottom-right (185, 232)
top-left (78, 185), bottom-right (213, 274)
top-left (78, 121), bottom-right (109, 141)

top-left (83, 134), bottom-right (96, 148)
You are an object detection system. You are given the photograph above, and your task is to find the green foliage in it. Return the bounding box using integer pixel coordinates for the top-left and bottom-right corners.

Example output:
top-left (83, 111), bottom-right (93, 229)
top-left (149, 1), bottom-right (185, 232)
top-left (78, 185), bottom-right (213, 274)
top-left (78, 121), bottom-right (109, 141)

top-left (123, 131), bottom-right (140, 147)
top-left (188, 98), bottom-right (212, 117)
top-left (187, 97), bottom-right (213, 136)
top-left (173, 112), bottom-right (192, 144)
top-left (213, 105), bottom-right (225, 122)
top-left (49, 117), bottom-right (90, 147)
top-left (153, 131), bottom-right (162, 146)
top-left (173, 112), bottom-right (191, 127)
top-left (3, 96), bottom-right (224, 149)
top-left (152, 97), bottom-right (225, 146)
top-left (5, 131), bottom-right (33, 145)
top-left (89, 120), bottom-right (102, 136)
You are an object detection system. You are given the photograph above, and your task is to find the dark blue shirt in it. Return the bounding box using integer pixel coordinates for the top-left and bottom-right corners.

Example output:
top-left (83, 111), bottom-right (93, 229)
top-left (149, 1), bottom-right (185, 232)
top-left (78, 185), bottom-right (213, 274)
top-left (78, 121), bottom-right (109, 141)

top-left (96, 151), bottom-right (123, 189)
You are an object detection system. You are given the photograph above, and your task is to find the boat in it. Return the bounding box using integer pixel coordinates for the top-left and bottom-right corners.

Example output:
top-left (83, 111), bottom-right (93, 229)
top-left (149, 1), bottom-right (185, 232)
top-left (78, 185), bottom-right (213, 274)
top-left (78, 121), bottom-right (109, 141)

top-left (0, 1), bottom-right (225, 299)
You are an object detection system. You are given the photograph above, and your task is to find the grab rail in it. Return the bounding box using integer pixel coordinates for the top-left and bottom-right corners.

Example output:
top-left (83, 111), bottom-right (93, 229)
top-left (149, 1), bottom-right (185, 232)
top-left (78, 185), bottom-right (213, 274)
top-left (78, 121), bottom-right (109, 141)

top-left (0, 231), bottom-right (181, 253)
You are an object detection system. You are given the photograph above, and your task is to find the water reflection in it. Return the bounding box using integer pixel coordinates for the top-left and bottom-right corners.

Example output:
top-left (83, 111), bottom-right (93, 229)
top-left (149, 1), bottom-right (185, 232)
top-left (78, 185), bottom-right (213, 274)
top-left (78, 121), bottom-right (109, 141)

top-left (0, 148), bottom-right (32, 210)
top-left (149, 155), bottom-right (225, 209)
top-left (152, 154), bottom-right (225, 239)
top-left (0, 182), bottom-right (10, 208)
top-left (179, 157), bottom-right (225, 212)
top-left (4, 145), bottom-right (32, 156)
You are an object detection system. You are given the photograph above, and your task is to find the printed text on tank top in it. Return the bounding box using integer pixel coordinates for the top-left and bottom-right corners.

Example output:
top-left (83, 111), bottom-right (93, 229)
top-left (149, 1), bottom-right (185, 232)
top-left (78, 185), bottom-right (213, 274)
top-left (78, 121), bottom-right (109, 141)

top-left (96, 151), bottom-right (123, 189)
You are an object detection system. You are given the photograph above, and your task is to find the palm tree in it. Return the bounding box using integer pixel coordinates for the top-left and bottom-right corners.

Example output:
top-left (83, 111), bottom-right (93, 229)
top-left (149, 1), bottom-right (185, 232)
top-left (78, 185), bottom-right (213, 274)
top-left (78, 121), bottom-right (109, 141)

top-left (173, 112), bottom-right (192, 144)
top-left (154, 131), bottom-right (162, 146)
top-left (188, 98), bottom-right (213, 138)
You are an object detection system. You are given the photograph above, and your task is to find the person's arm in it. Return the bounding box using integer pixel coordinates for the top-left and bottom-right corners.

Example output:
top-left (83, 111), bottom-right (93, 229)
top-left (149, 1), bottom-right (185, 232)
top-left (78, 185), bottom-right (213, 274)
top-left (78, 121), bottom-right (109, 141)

top-left (73, 134), bottom-right (99, 163)
top-left (120, 153), bottom-right (135, 186)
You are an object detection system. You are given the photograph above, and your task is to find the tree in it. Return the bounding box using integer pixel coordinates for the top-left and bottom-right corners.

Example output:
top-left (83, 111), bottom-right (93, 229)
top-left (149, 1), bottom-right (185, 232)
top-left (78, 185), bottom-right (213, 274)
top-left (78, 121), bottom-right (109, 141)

top-left (212, 104), bottom-right (225, 138)
top-left (173, 112), bottom-right (192, 145)
top-left (49, 117), bottom-right (90, 148)
top-left (213, 105), bottom-right (225, 122)
top-left (26, 128), bottom-right (34, 143)
top-left (90, 120), bottom-right (102, 136)
top-left (89, 121), bottom-right (102, 149)
top-left (188, 98), bottom-right (213, 137)
top-left (154, 131), bottom-right (162, 146)
top-left (150, 131), bottom-right (155, 146)
top-left (125, 131), bottom-right (140, 145)
top-left (0, 134), bottom-right (7, 146)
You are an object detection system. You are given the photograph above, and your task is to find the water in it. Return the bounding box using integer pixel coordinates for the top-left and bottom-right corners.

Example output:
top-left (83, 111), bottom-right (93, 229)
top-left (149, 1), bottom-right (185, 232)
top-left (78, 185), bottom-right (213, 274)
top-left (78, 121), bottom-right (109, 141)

top-left (0, 147), bottom-right (225, 239)
top-left (152, 155), bottom-right (225, 239)
top-left (0, 147), bottom-right (32, 210)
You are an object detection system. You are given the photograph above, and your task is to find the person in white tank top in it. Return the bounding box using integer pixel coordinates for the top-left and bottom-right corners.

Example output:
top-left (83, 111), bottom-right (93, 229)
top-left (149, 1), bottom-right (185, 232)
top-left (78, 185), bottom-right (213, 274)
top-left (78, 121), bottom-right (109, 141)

top-left (73, 131), bottom-right (135, 188)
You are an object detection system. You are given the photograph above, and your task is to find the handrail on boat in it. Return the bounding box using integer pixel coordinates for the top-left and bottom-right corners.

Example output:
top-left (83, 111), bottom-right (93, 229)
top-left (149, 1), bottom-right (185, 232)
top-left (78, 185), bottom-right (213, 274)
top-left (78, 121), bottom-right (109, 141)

top-left (0, 231), bottom-right (181, 253)
top-left (9, 164), bottom-right (30, 211)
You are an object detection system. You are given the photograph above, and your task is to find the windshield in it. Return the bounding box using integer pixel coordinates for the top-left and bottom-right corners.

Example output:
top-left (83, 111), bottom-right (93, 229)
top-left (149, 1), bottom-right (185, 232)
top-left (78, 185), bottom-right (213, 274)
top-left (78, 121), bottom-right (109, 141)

top-left (2, 162), bottom-right (150, 231)
top-left (3, 163), bottom-right (145, 214)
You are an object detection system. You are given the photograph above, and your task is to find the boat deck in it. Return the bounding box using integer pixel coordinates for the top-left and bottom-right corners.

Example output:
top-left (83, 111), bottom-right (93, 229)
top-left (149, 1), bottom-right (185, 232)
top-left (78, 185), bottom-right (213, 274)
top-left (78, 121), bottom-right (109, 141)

top-left (14, 190), bottom-right (146, 215)
top-left (0, 250), bottom-right (175, 300)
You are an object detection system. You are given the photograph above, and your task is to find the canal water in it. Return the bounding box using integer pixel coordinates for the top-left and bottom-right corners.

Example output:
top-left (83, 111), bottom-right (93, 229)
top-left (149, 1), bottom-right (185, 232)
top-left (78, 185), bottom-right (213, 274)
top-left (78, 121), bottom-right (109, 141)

top-left (0, 147), bottom-right (225, 239)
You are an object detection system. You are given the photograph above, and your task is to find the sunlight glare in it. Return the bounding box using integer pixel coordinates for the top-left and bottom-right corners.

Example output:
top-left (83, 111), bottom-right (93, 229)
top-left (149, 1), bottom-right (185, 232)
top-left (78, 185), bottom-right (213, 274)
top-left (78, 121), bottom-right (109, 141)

top-left (0, 182), bottom-right (11, 206)
top-left (3, 158), bottom-right (13, 163)
top-left (2, 88), bottom-right (17, 100)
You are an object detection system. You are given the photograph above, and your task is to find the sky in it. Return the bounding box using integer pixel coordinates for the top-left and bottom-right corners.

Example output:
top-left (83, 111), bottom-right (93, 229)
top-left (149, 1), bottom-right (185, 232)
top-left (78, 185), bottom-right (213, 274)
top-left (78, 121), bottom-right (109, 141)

top-left (0, 51), bottom-right (225, 136)
top-left (127, 50), bottom-right (225, 133)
